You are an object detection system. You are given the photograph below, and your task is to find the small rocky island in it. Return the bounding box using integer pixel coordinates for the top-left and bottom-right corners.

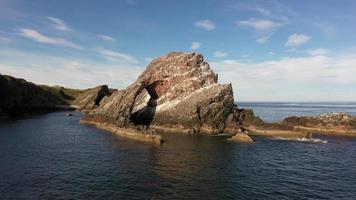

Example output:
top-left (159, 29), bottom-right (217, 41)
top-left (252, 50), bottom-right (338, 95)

top-left (80, 52), bottom-right (254, 143)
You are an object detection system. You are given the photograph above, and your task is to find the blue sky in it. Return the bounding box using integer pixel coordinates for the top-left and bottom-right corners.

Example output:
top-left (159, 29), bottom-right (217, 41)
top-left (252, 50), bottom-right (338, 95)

top-left (1, 0), bottom-right (356, 101)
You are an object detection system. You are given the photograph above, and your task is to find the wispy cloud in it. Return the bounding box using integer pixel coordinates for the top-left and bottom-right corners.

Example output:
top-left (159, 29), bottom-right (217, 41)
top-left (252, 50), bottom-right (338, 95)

top-left (285, 33), bottom-right (311, 47)
top-left (213, 51), bottom-right (228, 58)
top-left (194, 20), bottom-right (215, 31)
top-left (47, 16), bottom-right (71, 31)
top-left (238, 18), bottom-right (282, 31)
top-left (254, 7), bottom-right (271, 16)
top-left (18, 28), bottom-right (81, 49)
top-left (190, 42), bottom-right (201, 50)
top-left (238, 18), bottom-right (284, 44)
top-left (98, 48), bottom-right (139, 64)
top-left (0, 49), bottom-right (143, 89)
top-left (307, 48), bottom-right (330, 56)
top-left (98, 34), bottom-right (115, 41)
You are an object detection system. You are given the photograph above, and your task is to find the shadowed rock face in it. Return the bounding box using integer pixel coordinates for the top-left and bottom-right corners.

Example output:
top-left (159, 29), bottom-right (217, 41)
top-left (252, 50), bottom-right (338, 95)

top-left (0, 74), bottom-right (72, 118)
top-left (82, 52), bottom-right (247, 135)
top-left (74, 85), bottom-right (112, 111)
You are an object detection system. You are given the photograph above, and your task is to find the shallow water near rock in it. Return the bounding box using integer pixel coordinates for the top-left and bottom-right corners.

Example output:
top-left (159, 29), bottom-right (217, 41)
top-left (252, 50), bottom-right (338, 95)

top-left (1, 111), bottom-right (356, 199)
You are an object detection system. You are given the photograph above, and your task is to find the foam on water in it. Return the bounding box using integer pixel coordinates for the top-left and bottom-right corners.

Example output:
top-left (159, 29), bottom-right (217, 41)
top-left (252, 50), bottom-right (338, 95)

top-left (272, 136), bottom-right (328, 144)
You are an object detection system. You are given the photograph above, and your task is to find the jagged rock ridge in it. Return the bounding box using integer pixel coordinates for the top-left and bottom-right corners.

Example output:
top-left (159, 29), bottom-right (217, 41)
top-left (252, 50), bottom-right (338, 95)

top-left (82, 52), bottom-right (248, 139)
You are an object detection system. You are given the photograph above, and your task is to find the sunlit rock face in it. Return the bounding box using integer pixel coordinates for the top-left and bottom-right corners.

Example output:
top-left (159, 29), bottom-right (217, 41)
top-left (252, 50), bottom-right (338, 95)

top-left (283, 112), bottom-right (356, 130)
top-left (82, 52), bottom-right (245, 135)
top-left (74, 85), bottom-right (112, 111)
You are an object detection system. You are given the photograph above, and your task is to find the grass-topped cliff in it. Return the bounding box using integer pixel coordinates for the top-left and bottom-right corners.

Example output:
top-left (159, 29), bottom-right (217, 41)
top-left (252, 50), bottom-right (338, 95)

top-left (0, 74), bottom-right (83, 119)
top-left (39, 85), bottom-right (83, 105)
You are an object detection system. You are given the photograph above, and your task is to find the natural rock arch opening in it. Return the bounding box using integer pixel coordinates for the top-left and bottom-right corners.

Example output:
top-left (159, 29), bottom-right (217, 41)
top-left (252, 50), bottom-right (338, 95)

top-left (130, 81), bottom-right (163, 127)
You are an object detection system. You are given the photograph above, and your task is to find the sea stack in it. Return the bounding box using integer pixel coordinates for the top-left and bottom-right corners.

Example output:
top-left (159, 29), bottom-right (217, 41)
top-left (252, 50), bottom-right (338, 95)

top-left (80, 52), bottom-right (254, 143)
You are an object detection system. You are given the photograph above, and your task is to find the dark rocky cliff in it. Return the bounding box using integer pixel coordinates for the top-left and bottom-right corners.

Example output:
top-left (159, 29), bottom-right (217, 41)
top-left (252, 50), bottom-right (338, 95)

top-left (0, 74), bottom-right (81, 119)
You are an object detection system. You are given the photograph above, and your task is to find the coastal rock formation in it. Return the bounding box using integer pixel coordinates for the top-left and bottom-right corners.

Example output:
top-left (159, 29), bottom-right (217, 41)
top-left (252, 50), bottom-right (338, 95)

top-left (81, 52), bottom-right (252, 143)
top-left (282, 113), bottom-right (356, 136)
top-left (0, 74), bottom-right (81, 118)
top-left (243, 111), bottom-right (356, 138)
top-left (74, 85), bottom-right (112, 111)
top-left (283, 112), bottom-right (356, 128)
top-left (0, 74), bottom-right (81, 119)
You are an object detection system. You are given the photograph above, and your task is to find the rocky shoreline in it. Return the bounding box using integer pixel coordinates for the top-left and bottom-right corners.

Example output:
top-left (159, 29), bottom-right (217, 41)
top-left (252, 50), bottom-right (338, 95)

top-left (80, 119), bottom-right (163, 144)
top-left (244, 112), bottom-right (356, 138)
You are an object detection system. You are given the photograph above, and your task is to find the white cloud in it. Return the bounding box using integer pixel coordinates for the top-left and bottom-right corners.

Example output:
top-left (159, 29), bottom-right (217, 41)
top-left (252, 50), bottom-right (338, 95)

top-left (213, 51), bottom-right (228, 58)
top-left (285, 33), bottom-right (311, 47)
top-left (98, 34), bottom-right (115, 41)
top-left (18, 28), bottom-right (81, 49)
top-left (307, 48), bottom-right (331, 56)
top-left (190, 42), bottom-right (201, 50)
top-left (238, 18), bottom-right (283, 44)
top-left (211, 53), bottom-right (356, 101)
top-left (238, 18), bottom-right (282, 31)
top-left (194, 20), bottom-right (215, 31)
top-left (47, 17), bottom-right (71, 31)
top-left (0, 49), bottom-right (143, 89)
top-left (98, 48), bottom-right (139, 64)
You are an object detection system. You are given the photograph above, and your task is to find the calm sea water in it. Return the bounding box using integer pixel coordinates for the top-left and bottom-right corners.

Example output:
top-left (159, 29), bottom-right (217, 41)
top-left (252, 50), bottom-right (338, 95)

top-left (1, 106), bottom-right (356, 199)
top-left (239, 102), bottom-right (356, 122)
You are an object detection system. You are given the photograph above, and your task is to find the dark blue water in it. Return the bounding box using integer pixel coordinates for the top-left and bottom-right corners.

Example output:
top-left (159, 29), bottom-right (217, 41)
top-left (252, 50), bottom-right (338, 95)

top-left (1, 110), bottom-right (356, 199)
top-left (239, 102), bottom-right (356, 122)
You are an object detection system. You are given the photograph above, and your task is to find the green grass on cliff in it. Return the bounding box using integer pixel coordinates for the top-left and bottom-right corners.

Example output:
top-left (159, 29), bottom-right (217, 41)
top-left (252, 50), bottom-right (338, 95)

top-left (40, 85), bottom-right (83, 105)
top-left (1, 73), bottom-right (83, 105)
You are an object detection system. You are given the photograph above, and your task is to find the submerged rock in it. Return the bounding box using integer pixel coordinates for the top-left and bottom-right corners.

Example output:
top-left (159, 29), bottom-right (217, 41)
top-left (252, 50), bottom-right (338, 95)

top-left (82, 52), bottom-right (253, 143)
top-left (74, 85), bottom-right (112, 111)
top-left (228, 134), bottom-right (254, 143)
